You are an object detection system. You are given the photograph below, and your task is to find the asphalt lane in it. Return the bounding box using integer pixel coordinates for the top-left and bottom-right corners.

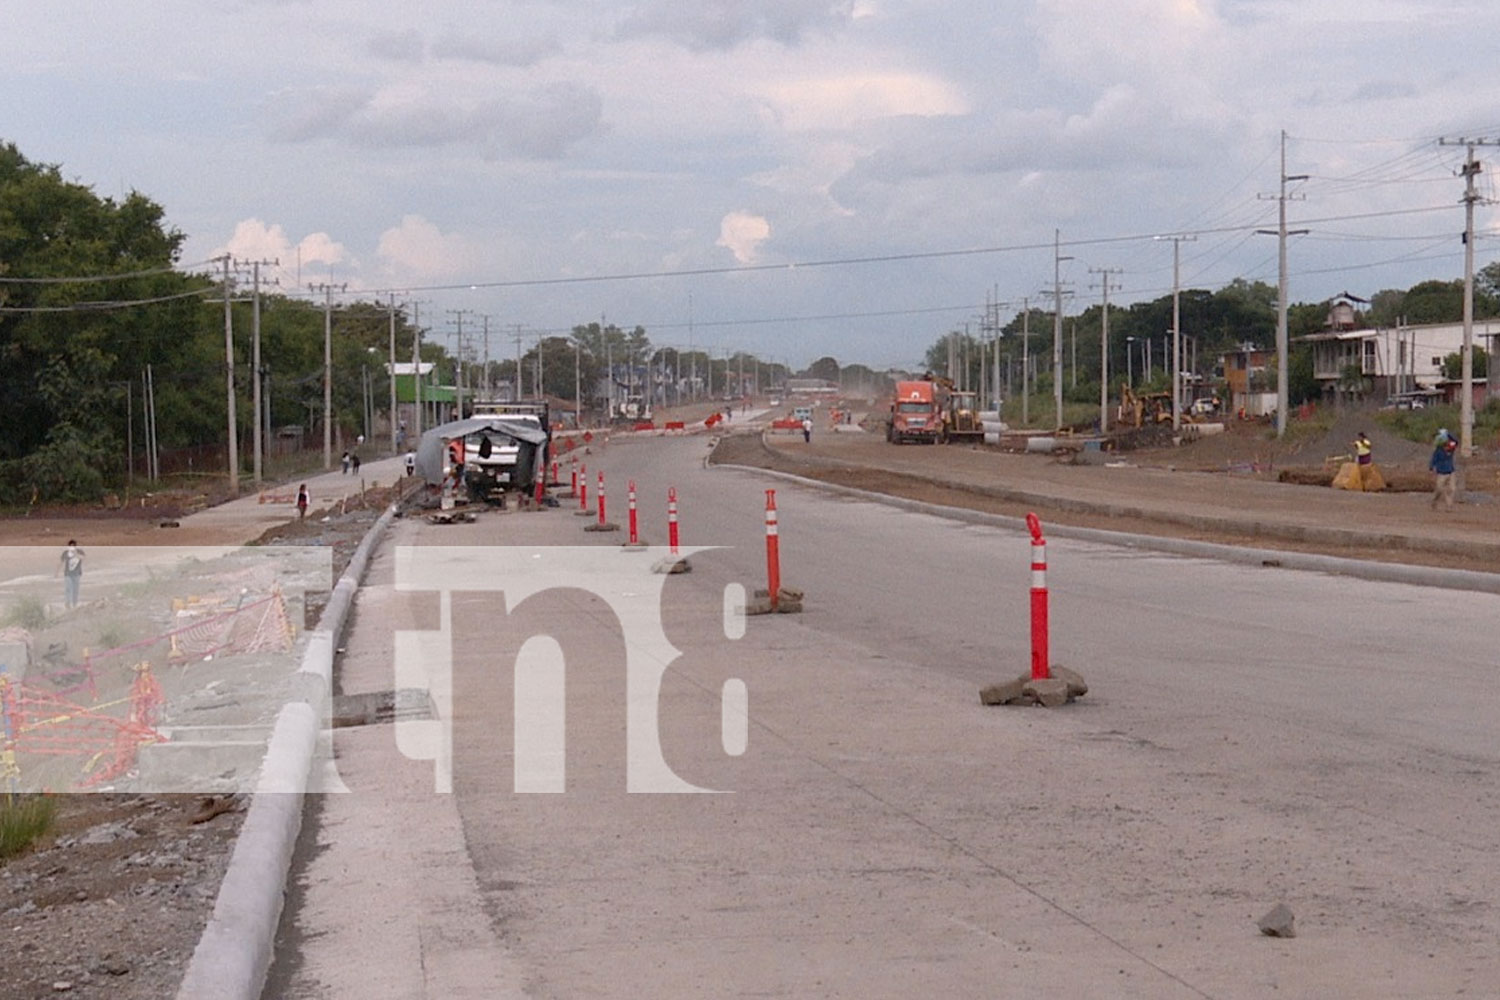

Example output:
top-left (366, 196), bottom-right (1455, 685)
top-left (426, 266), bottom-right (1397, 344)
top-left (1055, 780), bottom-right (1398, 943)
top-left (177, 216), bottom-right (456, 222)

top-left (280, 431), bottom-right (1500, 998)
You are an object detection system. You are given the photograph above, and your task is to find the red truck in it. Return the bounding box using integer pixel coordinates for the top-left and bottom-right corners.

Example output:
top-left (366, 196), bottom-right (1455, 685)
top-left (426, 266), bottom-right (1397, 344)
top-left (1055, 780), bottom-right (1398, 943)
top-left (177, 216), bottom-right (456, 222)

top-left (886, 380), bottom-right (945, 444)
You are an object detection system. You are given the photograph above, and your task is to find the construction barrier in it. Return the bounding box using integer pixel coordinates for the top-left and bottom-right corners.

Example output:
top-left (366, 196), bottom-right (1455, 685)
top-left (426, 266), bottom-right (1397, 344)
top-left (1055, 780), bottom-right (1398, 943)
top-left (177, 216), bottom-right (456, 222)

top-left (597, 470), bottom-right (607, 526)
top-left (0, 662), bottom-right (166, 790)
top-left (664, 421), bottom-right (686, 432)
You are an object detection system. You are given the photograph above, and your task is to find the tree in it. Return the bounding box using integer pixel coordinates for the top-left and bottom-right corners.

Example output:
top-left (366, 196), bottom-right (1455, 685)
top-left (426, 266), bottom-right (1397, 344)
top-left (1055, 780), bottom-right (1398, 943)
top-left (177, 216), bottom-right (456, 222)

top-left (0, 142), bottom-right (198, 498)
top-left (803, 355), bottom-right (840, 382)
top-left (1442, 347), bottom-right (1489, 381)
top-left (1399, 280), bottom-right (1464, 324)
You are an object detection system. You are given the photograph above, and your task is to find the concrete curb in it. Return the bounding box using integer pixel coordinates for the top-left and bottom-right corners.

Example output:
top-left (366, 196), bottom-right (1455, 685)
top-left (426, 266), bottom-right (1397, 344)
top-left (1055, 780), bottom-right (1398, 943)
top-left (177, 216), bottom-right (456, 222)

top-left (175, 500), bottom-right (402, 1000)
top-left (711, 461), bottom-right (1500, 597)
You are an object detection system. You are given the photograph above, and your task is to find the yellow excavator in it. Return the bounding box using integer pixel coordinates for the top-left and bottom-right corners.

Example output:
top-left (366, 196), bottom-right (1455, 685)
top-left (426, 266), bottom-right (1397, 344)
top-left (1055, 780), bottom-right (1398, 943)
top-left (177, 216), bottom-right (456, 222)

top-left (929, 375), bottom-right (986, 443)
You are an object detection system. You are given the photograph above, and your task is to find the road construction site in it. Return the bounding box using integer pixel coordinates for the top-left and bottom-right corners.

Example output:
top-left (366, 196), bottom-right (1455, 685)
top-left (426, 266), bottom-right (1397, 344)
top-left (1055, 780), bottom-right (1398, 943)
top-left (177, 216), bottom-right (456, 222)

top-left (3, 404), bottom-right (1498, 999)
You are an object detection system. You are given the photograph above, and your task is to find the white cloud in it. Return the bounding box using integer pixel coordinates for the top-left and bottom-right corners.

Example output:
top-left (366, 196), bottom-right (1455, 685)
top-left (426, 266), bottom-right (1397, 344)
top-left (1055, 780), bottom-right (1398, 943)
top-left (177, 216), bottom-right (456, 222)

top-left (616, 0), bottom-right (856, 51)
top-left (757, 72), bottom-right (969, 130)
top-left (430, 31), bottom-right (562, 67)
top-left (716, 211), bottom-right (772, 263)
top-left (217, 219), bottom-right (349, 274)
top-left (376, 215), bottom-right (481, 280)
top-left (368, 28), bottom-right (426, 63)
top-left (266, 80), bottom-right (604, 160)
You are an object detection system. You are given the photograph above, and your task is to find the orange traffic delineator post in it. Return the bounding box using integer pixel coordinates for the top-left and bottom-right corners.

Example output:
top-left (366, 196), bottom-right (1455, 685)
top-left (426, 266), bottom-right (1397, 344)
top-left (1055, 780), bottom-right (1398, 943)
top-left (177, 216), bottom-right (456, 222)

top-left (628, 481), bottom-right (639, 543)
top-left (1027, 512), bottom-right (1049, 681)
top-left (765, 489), bottom-right (781, 610)
top-left (668, 487), bottom-right (680, 555)
top-left (977, 511), bottom-right (1085, 707)
top-left (597, 470), bottom-right (607, 525)
top-left (575, 464), bottom-right (592, 516)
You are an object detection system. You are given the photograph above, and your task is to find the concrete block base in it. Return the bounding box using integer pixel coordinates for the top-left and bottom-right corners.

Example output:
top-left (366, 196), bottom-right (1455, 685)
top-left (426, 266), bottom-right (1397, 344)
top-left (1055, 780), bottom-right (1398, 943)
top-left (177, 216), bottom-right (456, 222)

top-left (583, 522), bottom-right (620, 532)
top-left (652, 557), bottom-right (692, 574)
top-left (980, 665), bottom-right (1087, 708)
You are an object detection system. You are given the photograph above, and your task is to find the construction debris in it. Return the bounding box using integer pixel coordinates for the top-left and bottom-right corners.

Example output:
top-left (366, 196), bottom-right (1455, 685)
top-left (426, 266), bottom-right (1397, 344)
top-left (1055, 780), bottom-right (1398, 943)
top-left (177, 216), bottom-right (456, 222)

top-left (1258, 903), bottom-right (1296, 938)
top-left (425, 510), bottom-right (476, 525)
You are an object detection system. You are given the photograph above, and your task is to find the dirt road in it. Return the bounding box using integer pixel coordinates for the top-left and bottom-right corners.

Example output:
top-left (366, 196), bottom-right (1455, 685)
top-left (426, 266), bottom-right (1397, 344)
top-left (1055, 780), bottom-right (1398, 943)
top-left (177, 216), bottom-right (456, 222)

top-left (716, 418), bottom-right (1500, 574)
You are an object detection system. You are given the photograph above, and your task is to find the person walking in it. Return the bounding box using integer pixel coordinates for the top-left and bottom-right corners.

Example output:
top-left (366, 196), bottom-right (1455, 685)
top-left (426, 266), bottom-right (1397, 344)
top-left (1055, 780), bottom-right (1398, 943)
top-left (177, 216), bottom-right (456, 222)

top-left (801, 416), bottom-right (813, 443)
top-left (341, 451), bottom-right (351, 474)
top-left (350, 452), bottom-right (361, 475)
top-left (404, 450), bottom-right (416, 477)
top-left (296, 484), bottom-right (310, 520)
top-left (1429, 428), bottom-right (1458, 511)
top-left (57, 540), bottom-right (85, 609)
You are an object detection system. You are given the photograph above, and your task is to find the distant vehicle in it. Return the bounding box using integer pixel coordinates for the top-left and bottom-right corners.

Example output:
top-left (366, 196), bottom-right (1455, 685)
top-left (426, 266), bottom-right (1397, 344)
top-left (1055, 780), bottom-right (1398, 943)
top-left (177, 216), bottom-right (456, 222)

top-left (885, 380), bottom-right (943, 444)
top-left (614, 394), bottom-right (652, 422)
top-left (1382, 391), bottom-right (1435, 411)
top-left (793, 405), bottom-right (813, 423)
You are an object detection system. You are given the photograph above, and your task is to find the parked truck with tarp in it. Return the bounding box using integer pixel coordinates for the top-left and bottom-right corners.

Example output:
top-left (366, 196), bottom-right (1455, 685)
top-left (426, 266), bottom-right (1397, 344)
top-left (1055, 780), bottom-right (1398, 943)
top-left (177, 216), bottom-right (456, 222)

top-left (414, 415), bottom-right (550, 503)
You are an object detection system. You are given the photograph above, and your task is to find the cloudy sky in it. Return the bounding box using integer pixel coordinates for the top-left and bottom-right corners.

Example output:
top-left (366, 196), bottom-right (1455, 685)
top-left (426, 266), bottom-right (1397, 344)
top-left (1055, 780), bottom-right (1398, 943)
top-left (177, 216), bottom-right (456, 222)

top-left (6, 0), bottom-right (1499, 368)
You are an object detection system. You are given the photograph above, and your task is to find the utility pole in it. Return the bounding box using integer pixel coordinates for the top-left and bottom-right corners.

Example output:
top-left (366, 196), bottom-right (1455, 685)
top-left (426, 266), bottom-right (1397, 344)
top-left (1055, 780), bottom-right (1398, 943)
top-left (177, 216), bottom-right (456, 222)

top-left (219, 256), bottom-right (239, 493)
top-left (387, 291), bottom-right (401, 455)
top-left (1021, 298), bottom-right (1030, 428)
top-left (1156, 235), bottom-right (1195, 432)
top-left (1439, 137), bottom-right (1498, 457)
top-left (244, 258), bottom-right (278, 484)
top-left (1257, 130), bottom-right (1308, 437)
top-left (1053, 230), bottom-right (1073, 429)
top-left (410, 301), bottom-right (424, 440)
top-left (445, 310), bottom-right (470, 417)
top-left (1091, 268), bottom-right (1122, 434)
top-left (310, 282), bottom-right (345, 469)
top-left (480, 314), bottom-right (491, 399)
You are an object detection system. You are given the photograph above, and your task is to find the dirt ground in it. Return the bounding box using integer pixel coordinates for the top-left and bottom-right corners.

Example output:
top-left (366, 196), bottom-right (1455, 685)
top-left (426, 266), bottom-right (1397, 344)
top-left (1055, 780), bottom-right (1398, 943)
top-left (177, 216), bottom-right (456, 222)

top-left (715, 402), bottom-right (1500, 575)
top-left (0, 484), bottom-right (395, 1000)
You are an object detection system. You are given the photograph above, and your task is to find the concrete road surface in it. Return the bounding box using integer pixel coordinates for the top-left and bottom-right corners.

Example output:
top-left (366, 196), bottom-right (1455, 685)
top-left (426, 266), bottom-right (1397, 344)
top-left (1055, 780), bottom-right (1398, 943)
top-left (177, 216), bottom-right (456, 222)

top-left (270, 433), bottom-right (1498, 999)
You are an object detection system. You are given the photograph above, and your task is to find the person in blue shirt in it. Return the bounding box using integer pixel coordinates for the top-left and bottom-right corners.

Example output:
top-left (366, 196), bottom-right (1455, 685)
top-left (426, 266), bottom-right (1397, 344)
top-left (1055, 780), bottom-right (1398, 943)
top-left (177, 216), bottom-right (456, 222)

top-left (1429, 428), bottom-right (1458, 511)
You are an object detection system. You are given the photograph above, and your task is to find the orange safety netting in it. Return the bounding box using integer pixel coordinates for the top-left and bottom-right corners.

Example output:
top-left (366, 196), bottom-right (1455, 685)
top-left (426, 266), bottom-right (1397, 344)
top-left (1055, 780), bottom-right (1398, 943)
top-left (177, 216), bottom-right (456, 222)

top-left (1, 663), bottom-right (166, 790)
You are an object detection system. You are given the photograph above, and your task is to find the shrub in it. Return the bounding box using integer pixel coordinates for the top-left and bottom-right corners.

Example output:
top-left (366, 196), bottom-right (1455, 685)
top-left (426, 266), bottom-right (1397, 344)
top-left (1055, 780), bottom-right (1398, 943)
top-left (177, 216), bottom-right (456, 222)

top-left (2, 595), bottom-right (48, 631)
top-left (0, 795), bottom-right (58, 861)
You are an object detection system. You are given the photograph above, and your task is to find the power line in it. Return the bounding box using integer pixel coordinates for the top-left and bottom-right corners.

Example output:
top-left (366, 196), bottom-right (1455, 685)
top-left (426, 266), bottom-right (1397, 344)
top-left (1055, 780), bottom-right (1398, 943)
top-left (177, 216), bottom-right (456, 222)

top-left (0, 258), bottom-right (219, 284)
